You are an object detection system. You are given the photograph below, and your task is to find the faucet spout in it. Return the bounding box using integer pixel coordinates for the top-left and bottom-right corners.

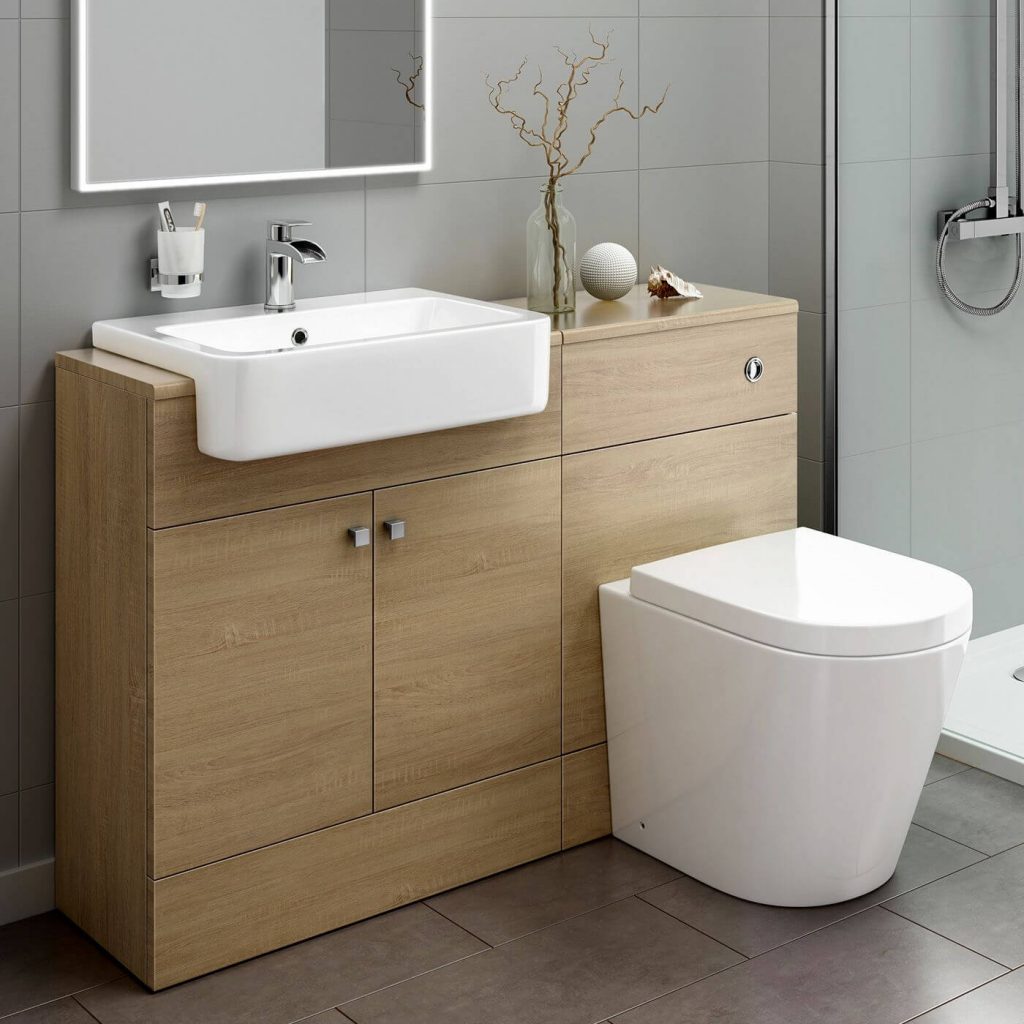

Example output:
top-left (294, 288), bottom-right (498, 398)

top-left (265, 220), bottom-right (328, 312)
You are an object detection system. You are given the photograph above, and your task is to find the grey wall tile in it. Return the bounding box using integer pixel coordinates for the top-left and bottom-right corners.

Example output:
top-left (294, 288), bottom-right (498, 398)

top-left (0, 214), bottom-right (19, 409)
top-left (642, 0), bottom-right (768, 13)
top-left (840, 0), bottom-right (910, 12)
top-left (839, 302), bottom-right (910, 457)
top-left (331, 0), bottom-right (413, 30)
top-left (769, 161), bottom-right (824, 312)
top-left (0, 0), bottom-right (17, 16)
top-left (18, 783), bottom-right (53, 863)
top-left (19, 592), bottom-right (52, 790)
top-left (439, 0), bottom-right (636, 14)
top-left (423, 17), bottom-right (639, 186)
top-left (640, 163), bottom-right (770, 293)
top-left (839, 445), bottom-right (911, 554)
top-left (770, 16), bottom-right (824, 164)
top-left (17, 403), bottom-right (53, 597)
top-left (797, 312), bottom-right (824, 461)
top-left (838, 159), bottom-right (910, 310)
top-left (0, 792), bottom-right (17, 871)
top-left (640, 17), bottom-right (768, 168)
top-left (0, 22), bottom-right (18, 213)
top-left (368, 170), bottom-right (638, 300)
top-left (21, 0), bottom-right (68, 15)
top-left (772, 0), bottom-right (824, 12)
top-left (911, 16), bottom-right (990, 159)
top-left (912, 0), bottom-right (990, 11)
top-left (798, 457), bottom-right (824, 530)
top-left (838, 16), bottom-right (910, 163)
top-left (0, 406), bottom-right (17, 602)
top-left (0, 600), bottom-right (17, 796)
top-left (965, 556), bottom-right (1024, 639)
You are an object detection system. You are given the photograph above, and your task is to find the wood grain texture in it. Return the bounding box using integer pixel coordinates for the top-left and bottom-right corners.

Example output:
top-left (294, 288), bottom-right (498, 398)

top-left (150, 495), bottom-right (374, 878)
top-left (374, 460), bottom-right (562, 809)
top-left (561, 745), bottom-right (612, 849)
top-left (562, 314), bottom-right (797, 453)
top-left (562, 415), bottom-right (798, 753)
top-left (150, 760), bottom-right (561, 989)
top-left (505, 284), bottom-right (797, 344)
top-left (55, 369), bottom-right (150, 983)
top-left (55, 349), bottom-right (195, 400)
top-left (148, 349), bottom-right (562, 528)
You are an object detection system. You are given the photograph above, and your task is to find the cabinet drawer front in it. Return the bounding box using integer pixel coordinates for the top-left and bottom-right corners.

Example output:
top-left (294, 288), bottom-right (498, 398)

top-left (562, 415), bottom-right (798, 752)
top-left (150, 760), bottom-right (561, 988)
top-left (150, 494), bottom-right (373, 877)
top-left (374, 460), bottom-right (562, 809)
top-left (149, 349), bottom-right (561, 529)
top-left (562, 314), bottom-right (796, 453)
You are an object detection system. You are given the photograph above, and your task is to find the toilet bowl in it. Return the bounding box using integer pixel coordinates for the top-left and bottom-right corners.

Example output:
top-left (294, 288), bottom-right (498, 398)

top-left (599, 527), bottom-right (973, 907)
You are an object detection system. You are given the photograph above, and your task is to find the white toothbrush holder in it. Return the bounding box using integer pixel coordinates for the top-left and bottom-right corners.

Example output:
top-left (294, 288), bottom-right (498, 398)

top-left (151, 228), bottom-right (205, 299)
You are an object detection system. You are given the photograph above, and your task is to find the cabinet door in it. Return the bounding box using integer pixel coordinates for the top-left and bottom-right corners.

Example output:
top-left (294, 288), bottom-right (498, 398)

top-left (562, 415), bottom-right (798, 753)
top-left (374, 460), bottom-right (562, 810)
top-left (150, 494), bottom-right (373, 877)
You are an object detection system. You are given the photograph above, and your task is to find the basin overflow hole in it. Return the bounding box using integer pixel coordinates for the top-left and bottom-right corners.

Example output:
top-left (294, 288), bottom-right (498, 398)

top-left (292, 327), bottom-right (309, 346)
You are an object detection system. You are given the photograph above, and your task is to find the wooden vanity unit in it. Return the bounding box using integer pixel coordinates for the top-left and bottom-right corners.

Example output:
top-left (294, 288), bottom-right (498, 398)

top-left (55, 284), bottom-right (798, 989)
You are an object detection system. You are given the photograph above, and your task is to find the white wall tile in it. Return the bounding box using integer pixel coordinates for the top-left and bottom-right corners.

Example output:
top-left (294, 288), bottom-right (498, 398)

top-left (965, 555), bottom-right (1024, 640)
top-left (839, 445), bottom-right (911, 554)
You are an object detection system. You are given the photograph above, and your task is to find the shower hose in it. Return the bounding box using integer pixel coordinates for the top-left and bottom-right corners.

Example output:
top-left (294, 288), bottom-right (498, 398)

top-left (936, 2), bottom-right (1024, 316)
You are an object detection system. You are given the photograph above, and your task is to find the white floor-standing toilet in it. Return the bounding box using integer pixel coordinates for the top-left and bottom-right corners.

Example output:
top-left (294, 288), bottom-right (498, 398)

top-left (599, 527), bottom-right (973, 907)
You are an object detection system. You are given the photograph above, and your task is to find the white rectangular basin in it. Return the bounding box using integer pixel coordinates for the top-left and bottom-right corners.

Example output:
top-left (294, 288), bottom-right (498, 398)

top-left (92, 289), bottom-right (551, 461)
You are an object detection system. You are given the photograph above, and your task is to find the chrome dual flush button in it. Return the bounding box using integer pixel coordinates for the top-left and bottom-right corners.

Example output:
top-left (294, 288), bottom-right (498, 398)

top-left (745, 357), bottom-right (764, 383)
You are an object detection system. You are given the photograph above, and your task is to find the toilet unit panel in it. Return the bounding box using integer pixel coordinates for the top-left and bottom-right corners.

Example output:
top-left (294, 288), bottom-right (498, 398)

top-left (599, 581), bottom-right (969, 907)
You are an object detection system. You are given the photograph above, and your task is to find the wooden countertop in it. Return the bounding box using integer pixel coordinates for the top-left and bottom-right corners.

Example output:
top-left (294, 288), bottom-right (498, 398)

top-left (55, 283), bottom-right (797, 400)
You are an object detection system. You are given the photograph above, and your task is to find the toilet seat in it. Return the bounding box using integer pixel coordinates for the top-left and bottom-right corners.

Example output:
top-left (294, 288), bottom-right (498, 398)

top-left (630, 527), bottom-right (973, 657)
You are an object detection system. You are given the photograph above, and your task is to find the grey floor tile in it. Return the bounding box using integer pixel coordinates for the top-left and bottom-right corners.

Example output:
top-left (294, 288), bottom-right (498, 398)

top-left (426, 838), bottom-right (680, 945)
top-left (910, 968), bottom-right (1024, 1022)
top-left (342, 898), bottom-right (743, 1024)
top-left (925, 753), bottom-right (971, 786)
top-left (5, 998), bottom-right (99, 1024)
top-left (638, 824), bottom-right (985, 957)
top-left (886, 843), bottom-right (1024, 968)
top-left (610, 908), bottom-right (1003, 1024)
top-left (914, 769), bottom-right (1024, 854)
top-left (76, 904), bottom-right (485, 1024)
top-left (0, 912), bottom-right (123, 1018)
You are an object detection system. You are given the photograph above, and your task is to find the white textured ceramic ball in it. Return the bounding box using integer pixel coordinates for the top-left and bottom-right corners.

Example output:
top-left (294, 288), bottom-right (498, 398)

top-left (578, 243), bottom-right (638, 301)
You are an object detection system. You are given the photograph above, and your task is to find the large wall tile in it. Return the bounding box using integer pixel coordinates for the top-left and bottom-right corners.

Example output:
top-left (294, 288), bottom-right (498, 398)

top-left (772, 0), bottom-right (823, 12)
top-left (839, 302), bottom-right (910, 457)
top-left (769, 161), bottom-right (824, 313)
top-left (368, 170), bottom-right (638, 299)
top-left (911, 0), bottom-right (992, 17)
top-left (911, 154), bottom-right (1014, 302)
top-left (911, 16), bottom-right (990, 159)
top-left (838, 159), bottom-right (910, 310)
top-left (770, 16), bottom-right (824, 165)
top-left (0, 22), bottom-right (18, 213)
top-left (19, 592), bottom-right (53, 791)
top-left (643, 0), bottom-right (768, 12)
top-left (912, 423), bottom-right (1024, 572)
top-left (0, 600), bottom-right (17, 797)
top-left (798, 312), bottom-right (824, 462)
top-left (331, 0), bottom-right (413, 30)
top-left (18, 403), bottom-right (53, 597)
top-left (838, 16), bottom-right (909, 163)
top-left (0, 214), bottom-right (18, 410)
top-left (640, 163), bottom-right (770, 294)
top-left (911, 293), bottom-right (1024, 442)
top-left (439, 0), bottom-right (636, 14)
top-left (839, 0), bottom-right (909, 11)
top-left (21, 190), bottom-right (364, 403)
top-left (18, 783), bottom-right (53, 863)
top-left (21, 0), bottom-right (68, 15)
top-left (0, 792), bottom-right (16, 871)
top-left (423, 18), bottom-right (638, 186)
top-left (640, 17), bottom-right (768, 168)
top-left (798, 457), bottom-right (825, 530)
top-left (839, 445), bottom-right (911, 555)
top-left (0, 0), bottom-right (16, 16)
top-left (964, 555), bottom-right (1024, 639)
top-left (0, 406), bottom-right (17, 602)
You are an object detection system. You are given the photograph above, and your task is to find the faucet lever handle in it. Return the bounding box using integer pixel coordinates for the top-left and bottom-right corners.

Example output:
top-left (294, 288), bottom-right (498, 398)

top-left (267, 220), bottom-right (312, 243)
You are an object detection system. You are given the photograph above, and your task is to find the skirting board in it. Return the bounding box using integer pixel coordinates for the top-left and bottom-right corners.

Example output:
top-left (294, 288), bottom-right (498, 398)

top-left (0, 858), bottom-right (55, 925)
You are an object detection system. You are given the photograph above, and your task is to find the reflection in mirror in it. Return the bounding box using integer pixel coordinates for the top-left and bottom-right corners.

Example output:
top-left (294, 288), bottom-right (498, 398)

top-left (73, 0), bottom-right (430, 191)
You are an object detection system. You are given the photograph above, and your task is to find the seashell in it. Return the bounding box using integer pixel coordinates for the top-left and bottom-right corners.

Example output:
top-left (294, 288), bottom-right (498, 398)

top-left (647, 265), bottom-right (703, 301)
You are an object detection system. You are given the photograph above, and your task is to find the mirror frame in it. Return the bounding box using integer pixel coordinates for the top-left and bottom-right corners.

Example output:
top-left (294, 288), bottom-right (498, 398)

top-left (71, 0), bottom-right (433, 193)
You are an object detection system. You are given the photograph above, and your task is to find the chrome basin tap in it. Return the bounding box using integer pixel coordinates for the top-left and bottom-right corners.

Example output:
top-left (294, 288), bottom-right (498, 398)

top-left (265, 220), bottom-right (327, 312)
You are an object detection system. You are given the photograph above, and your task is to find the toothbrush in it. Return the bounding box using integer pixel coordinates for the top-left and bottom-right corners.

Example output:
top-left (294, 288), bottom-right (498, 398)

top-left (193, 202), bottom-right (207, 232)
top-left (158, 201), bottom-right (176, 232)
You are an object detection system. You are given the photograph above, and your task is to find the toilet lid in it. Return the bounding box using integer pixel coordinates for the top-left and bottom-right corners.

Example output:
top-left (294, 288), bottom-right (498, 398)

top-left (630, 528), bottom-right (973, 657)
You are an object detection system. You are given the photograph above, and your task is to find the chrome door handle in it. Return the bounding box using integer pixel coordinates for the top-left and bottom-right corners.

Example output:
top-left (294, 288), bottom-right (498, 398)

top-left (348, 526), bottom-right (370, 548)
top-left (384, 518), bottom-right (406, 541)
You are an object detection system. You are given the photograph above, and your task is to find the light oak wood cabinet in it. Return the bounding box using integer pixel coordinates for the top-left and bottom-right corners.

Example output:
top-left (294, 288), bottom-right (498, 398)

top-left (56, 284), bottom-right (799, 989)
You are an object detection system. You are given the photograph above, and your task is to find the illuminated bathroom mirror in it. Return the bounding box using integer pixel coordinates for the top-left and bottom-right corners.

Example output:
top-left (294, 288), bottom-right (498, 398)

top-left (72, 0), bottom-right (431, 192)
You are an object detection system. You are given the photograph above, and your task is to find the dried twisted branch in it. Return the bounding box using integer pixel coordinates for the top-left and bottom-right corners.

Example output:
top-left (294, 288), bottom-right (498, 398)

top-left (392, 54), bottom-right (424, 111)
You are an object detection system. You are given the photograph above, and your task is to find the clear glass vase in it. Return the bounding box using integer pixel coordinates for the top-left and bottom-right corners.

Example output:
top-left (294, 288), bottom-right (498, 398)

top-left (527, 184), bottom-right (576, 314)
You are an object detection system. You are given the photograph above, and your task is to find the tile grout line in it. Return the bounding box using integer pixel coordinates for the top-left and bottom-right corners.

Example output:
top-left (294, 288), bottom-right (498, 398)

top-left (419, 900), bottom-right (494, 949)
top-left (879, 903), bottom-right (1015, 971)
top-left (908, 819), bottom-right (991, 857)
